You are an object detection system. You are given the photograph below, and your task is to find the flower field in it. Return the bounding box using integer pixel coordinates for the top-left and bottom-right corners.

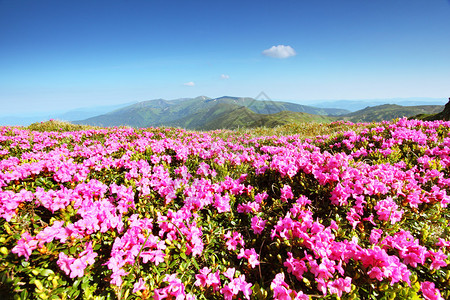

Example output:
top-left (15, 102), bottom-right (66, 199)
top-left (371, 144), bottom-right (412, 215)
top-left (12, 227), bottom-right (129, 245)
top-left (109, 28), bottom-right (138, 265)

top-left (1, 118), bottom-right (450, 299)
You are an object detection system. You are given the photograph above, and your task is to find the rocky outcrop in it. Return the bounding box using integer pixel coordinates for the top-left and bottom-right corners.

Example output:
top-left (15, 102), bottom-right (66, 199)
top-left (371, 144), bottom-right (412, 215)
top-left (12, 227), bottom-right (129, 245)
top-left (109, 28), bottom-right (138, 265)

top-left (425, 98), bottom-right (450, 121)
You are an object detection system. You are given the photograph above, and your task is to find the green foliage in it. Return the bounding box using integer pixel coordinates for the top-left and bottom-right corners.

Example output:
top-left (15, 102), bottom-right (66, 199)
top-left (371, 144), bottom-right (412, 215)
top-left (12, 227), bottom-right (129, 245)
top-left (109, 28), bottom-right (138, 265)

top-left (2, 120), bottom-right (450, 299)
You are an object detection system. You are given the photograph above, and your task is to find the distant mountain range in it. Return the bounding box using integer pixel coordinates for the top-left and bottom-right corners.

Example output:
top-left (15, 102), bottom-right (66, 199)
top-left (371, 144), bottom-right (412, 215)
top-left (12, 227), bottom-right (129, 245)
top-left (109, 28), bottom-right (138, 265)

top-left (2, 96), bottom-right (447, 128)
top-left (73, 96), bottom-right (345, 129)
top-left (71, 96), bottom-right (446, 130)
top-left (302, 97), bottom-right (447, 112)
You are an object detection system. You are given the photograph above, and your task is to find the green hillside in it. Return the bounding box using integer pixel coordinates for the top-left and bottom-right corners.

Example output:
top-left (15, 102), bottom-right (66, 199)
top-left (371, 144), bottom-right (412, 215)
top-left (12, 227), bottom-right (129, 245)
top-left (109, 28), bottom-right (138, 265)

top-left (343, 104), bottom-right (443, 122)
top-left (75, 96), bottom-right (347, 129)
top-left (199, 106), bottom-right (334, 130)
top-left (419, 99), bottom-right (450, 121)
top-left (209, 96), bottom-right (348, 115)
top-left (168, 102), bottom-right (250, 129)
top-left (166, 102), bottom-right (334, 130)
top-left (200, 105), bottom-right (258, 130)
top-left (247, 110), bottom-right (333, 128)
top-left (75, 96), bottom-right (213, 127)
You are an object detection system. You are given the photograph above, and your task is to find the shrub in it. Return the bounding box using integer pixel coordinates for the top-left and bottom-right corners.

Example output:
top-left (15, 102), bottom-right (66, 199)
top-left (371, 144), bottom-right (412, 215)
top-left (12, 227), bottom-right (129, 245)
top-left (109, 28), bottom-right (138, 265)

top-left (0, 118), bottom-right (449, 299)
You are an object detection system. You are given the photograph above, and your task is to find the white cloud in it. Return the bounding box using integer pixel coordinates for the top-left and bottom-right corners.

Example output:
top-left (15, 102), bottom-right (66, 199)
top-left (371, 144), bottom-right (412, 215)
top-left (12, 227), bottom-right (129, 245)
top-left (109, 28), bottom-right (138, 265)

top-left (183, 81), bottom-right (195, 86)
top-left (262, 45), bottom-right (296, 59)
top-left (221, 74), bottom-right (230, 79)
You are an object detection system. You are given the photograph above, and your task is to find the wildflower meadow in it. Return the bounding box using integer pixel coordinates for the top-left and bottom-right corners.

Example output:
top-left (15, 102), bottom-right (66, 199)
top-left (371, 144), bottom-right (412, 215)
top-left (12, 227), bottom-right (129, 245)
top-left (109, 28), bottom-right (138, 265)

top-left (1, 118), bottom-right (450, 299)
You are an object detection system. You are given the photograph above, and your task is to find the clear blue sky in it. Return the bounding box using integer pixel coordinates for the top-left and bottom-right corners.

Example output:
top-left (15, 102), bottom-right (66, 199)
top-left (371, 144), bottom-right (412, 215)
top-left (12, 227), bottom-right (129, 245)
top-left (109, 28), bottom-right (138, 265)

top-left (1, 0), bottom-right (450, 115)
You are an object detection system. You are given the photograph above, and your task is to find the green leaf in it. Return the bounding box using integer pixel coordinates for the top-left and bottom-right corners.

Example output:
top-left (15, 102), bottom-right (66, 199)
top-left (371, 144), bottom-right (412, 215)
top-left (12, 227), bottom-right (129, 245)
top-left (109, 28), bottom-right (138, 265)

top-left (69, 246), bottom-right (77, 255)
top-left (69, 289), bottom-right (80, 299)
top-left (191, 258), bottom-right (200, 271)
top-left (72, 279), bottom-right (81, 289)
top-left (39, 269), bottom-right (54, 277)
top-left (20, 289), bottom-right (29, 299)
top-left (34, 279), bottom-right (44, 291)
top-left (180, 252), bottom-right (187, 260)
top-left (169, 260), bottom-right (178, 269)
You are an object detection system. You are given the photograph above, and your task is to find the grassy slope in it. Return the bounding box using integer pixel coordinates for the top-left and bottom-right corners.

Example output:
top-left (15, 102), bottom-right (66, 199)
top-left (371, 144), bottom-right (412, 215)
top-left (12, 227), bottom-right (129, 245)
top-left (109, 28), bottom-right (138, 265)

top-left (343, 104), bottom-right (443, 122)
top-left (26, 119), bottom-right (101, 132)
top-left (198, 106), bottom-right (335, 131)
top-left (21, 119), bottom-right (359, 142)
top-left (214, 96), bottom-right (349, 116)
top-left (248, 110), bottom-right (333, 127)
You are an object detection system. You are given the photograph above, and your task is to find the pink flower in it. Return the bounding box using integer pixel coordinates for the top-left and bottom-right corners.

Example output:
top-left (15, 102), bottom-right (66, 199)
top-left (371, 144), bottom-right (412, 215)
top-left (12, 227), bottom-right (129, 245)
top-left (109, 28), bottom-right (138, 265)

top-left (11, 232), bottom-right (38, 261)
top-left (383, 230), bottom-right (427, 267)
top-left (110, 268), bottom-right (129, 286)
top-left (309, 257), bottom-right (335, 280)
top-left (237, 201), bottom-right (260, 214)
top-left (141, 249), bottom-right (165, 265)
top-left (284, 252), bottom-right (307, 280)
top-left (194, 267), bottom-right (211, 287)
top-left (153, 288), bottom-right (168, 300)
top-left (57, 252), bottom-right (75, 276)
top-left (280, 185), bottom-right (294, 202)
top-left (224, 231), bottom-right (245, 251)
top-left (79, 241), bottom-right (98, 266)
top-left (421, 281), bottom-right (444, 300)
top-left (195, 267), bottom-right (220, 291)
top-left (238, 277), bottom-right (253, 299)
top-left (163, 274), bottom-right (186, 299)
top-left (69, 258), bottom-right (86, 278)
top-left (133, 278), bottom-right (147, 293)
top-left (294, 291), bottom-right (309, 300)
top-left (436, 238), bottom-right (450, 248)
top-left (214, 194), bottom-right (231, 213)
top-left (206, 270), bottom-right (221, 291)
top-left (429, 249), bottom-right (448, 270)
top-left (237, 248), bottom-right (260, 268)
top-left (346, 208), bottom-right (361, 230)
top-left (330, 183), bottom-right (351, 206)
top-left (254, 191), bottom-right (268, 203)
top-left (295, 195), bottom-right (311, 207)
top-left (223, 268), bottom-right (235, 280)
top-left (328, 277), bottom-right (352, 298)
top-left (374, 197), bottom-right (404, 224)
top-left (220, 285), bottom-right (235, 300)
top-left (196, 162), bottom-right (211, 176)
top-left (363, 214), bottom-right (376, 225)
top-left (360, 246), bottom-right (411, 285)
top-left (370, 228), bottom-right (383, 245)
top-left (271, 273), bottom-right (294, 299)
top-left (221, 274), bottom-right (252, 300)
top-left (251, 216), bottom-right (266, 234)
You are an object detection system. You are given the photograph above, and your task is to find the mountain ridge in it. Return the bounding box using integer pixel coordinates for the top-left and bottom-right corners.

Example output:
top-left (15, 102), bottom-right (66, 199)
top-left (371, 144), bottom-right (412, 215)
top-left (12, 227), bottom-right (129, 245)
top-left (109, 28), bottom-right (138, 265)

top-left (74, 96), bottom-right (347, 129)
top-left (342, 104), bottom-right (443, 123)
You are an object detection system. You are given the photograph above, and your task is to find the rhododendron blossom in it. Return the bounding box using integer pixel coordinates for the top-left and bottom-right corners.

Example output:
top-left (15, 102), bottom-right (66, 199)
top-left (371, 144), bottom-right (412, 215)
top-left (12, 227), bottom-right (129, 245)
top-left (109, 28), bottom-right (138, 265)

top-left (421, 281), bottom-right (444, 300)
top-left (251, 216), bottom-right (266, 234)
top-left (374, 197), bottom-right (404, 224)
top-left (2, 119), bottom-right (450, 299)
top-left (224, 231), bottom-right (245, 251)
top-left (237, 248), bottom-right (260, 268)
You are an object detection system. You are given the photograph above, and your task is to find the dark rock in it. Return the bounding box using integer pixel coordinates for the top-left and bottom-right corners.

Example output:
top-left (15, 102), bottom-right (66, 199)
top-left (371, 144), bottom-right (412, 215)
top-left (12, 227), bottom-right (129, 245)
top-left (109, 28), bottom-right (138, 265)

top-left (425, 98), bottom-right (450, 121)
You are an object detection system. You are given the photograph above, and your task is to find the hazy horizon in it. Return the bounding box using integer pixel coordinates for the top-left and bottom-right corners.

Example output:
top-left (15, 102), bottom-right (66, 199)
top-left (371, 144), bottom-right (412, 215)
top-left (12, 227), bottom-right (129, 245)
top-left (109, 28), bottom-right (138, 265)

top-left (1, 95), bottom-right (447, 127)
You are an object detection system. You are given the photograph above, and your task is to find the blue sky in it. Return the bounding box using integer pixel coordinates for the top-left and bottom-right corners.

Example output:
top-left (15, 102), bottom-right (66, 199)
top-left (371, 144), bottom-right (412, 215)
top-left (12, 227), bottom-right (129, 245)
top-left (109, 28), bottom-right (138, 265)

top-left (1, 0), bottom-right (450, 115)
